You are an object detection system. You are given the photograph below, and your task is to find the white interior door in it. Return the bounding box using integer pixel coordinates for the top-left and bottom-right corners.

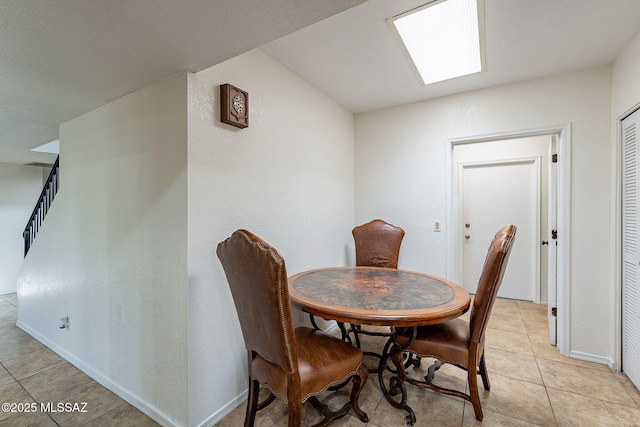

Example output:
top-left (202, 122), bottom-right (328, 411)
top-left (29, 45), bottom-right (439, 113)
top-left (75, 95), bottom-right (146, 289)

top-left (622, 109), bottom-right (640, 390)
top-left (461, 159), bottom-right (540, 300)
top-left (547, 138), bottom-right (558, 345)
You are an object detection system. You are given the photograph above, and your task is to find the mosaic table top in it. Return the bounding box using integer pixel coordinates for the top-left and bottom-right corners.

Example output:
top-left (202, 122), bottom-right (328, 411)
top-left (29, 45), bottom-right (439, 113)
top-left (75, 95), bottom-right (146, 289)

top-left (288, 267), bottom-right (470, 327)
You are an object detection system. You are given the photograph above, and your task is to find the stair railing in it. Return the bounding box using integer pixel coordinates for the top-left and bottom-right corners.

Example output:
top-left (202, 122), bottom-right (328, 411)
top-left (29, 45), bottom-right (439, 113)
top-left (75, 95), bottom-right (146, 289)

top-left (23, 156), bottom-right (59, 256)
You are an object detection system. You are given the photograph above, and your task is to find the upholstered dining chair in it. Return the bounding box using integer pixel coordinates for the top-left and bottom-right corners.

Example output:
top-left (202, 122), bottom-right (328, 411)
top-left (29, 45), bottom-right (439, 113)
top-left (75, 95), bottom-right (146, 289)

top-left (395, 224), bottom-right (516, 421)
top-left (352, 219), bottom-right (405, 269)
top-left (217, 229), bottom-right (369, 427)
top-left (345, 219), bottom-right (405, 349)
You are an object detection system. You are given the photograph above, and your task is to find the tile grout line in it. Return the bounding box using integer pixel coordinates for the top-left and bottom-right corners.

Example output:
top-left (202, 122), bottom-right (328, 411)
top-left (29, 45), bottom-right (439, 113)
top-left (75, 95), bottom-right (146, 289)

top-left (0, 360), bottom-right (61, 426)
top-left (519, 300), bottom-right (560, 426)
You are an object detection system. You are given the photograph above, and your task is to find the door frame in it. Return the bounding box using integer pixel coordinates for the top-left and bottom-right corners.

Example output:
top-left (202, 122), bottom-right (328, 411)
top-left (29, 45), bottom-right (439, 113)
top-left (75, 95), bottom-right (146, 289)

top-left (445, 124), bottom-right (571, 357)
top-left (457, 157), bottom-right (541, 302)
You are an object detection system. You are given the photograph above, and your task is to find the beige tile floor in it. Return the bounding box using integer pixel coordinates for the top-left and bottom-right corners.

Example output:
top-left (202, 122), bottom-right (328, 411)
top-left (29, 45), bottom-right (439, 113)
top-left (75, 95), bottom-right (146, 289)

top-left (0, 293), bottom-right (158, 426)
top-left (2, 292), bottom-right (640, 427)
top-left (217, 298), bottom-right (640, 427)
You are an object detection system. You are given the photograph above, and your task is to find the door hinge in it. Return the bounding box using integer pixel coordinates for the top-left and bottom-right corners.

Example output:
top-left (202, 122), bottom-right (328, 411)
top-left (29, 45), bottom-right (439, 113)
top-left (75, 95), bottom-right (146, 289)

top-left (551, 229), bottom-right (558, 240)
top-left (552, 153), bottom-right (558, 163)
top-left (551, 307), bottom-right (557, 317)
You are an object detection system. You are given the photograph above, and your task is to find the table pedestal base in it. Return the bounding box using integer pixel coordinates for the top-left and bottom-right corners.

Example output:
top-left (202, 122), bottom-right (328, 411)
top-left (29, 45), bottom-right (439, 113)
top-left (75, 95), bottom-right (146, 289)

top-left (377, 328), bottom-right (417, 426)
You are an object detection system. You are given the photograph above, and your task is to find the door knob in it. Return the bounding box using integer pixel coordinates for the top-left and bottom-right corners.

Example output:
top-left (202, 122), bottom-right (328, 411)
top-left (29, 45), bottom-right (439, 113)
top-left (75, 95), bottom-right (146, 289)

top-left (465, 235), bottom-right (471, 240)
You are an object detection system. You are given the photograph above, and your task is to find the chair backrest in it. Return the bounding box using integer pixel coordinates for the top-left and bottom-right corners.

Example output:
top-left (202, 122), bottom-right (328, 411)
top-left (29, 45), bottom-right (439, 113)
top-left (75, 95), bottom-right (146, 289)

top-left (352, 219), bottom-right (405, 268)
top-left (469, 224), bottom-right (517, 344)
top-left (217, 229), bottom-right (297, 374)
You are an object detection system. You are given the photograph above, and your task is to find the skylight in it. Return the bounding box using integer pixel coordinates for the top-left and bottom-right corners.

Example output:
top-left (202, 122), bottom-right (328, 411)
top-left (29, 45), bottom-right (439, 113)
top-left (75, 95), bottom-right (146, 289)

top-left (390, 0), bottom-right (484, 85)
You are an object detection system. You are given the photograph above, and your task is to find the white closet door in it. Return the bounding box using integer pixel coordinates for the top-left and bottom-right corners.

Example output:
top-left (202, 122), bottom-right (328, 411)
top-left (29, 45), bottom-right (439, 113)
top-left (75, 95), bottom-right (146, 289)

top-left (622, 108), bottom-right (640, 389)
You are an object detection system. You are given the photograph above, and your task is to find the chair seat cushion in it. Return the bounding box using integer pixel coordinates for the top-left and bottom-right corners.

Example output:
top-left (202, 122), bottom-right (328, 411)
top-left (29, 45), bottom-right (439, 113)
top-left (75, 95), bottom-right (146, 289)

top-left (397, 318), bottom-right (471, 368)
top-left (253, 327), bottom-right (364, 402)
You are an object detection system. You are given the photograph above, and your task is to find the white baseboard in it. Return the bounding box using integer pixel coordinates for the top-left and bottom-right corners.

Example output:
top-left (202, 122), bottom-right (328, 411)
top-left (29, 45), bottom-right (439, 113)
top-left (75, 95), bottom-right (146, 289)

top-left (569, 350), bottom-right (616, 370)
top-left (16, 320), bottom-right (180, 427)
top-left (194, 390), bottom-right (247, 427)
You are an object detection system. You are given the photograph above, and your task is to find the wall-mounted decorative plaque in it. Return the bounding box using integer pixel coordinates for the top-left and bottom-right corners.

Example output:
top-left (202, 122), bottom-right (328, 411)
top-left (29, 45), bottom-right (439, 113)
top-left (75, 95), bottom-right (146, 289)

top-left (220, 84), bottom-right (248, 128)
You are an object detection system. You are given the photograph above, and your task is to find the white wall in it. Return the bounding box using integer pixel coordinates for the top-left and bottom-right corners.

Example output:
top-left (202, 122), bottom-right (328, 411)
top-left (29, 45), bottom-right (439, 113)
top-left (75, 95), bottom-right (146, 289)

top-left (187, 48), bottom-right (355, 426)
top-left (0, 163), bottom-right (44, 294)
top-left (355, 66), bottom-right (612, 360)
top-left (17, 74), bottom-right (189, 425)
top-left (612, 30), bottom-right (640, 117)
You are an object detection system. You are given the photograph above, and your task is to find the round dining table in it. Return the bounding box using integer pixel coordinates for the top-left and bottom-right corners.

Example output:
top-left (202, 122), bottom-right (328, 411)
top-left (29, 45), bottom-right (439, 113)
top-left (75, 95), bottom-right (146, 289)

top-left (288, 266), bottom-right (471, 425)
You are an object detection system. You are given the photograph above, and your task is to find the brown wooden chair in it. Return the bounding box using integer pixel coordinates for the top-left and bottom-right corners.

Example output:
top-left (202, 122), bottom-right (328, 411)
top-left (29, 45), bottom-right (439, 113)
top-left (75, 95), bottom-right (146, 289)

top-left (345, 219), bottom-right (405, 349)
top-left (395, 224), bottom-right (516, 421)
top-left (217, 229), bottom-right (369, 427)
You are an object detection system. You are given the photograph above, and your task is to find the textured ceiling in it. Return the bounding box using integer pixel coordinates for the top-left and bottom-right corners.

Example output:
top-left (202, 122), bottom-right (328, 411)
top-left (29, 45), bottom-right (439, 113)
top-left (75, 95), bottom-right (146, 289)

top-left (263, 0), bottom-right (640, 112)
top-left (0, 0), bottom-right (365, 165)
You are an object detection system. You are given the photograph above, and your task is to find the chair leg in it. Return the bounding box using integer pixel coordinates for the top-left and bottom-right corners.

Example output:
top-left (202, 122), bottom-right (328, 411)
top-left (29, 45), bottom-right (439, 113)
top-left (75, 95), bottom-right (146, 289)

top-left (244, 378), bottom-right (260, 427)
top-left (467, 362), bottom-right (483, 421)
top-left (307, 366), bottom-right (369, 427)
top-left (349, 364), bottom-right (369, 422)
top-left (479, 353), bottom-right (490, 390)
top-left (287, 400), bottom-right (303, 427)
top-left (309, 397), bottom-right (350, 427)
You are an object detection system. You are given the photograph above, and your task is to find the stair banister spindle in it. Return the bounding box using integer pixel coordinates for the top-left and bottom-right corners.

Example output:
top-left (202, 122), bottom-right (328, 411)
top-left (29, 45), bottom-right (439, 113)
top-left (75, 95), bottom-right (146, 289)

top-left (23, 156), bottom-right (59, 256)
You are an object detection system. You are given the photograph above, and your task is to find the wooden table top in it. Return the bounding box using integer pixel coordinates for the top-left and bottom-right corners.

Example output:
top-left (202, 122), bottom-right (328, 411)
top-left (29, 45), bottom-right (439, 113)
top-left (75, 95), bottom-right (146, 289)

top-left (288, 266), bottom-right (470, 327)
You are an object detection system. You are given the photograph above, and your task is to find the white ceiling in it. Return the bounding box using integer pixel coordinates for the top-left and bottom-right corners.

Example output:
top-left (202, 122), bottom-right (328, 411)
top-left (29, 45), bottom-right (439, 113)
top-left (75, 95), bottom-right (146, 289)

top-left (0, 0), bottom-right (365, 165)
top-left (263, 0), bottom-right (640, 112)
top-left (2, 0), bottom-right (640, 166)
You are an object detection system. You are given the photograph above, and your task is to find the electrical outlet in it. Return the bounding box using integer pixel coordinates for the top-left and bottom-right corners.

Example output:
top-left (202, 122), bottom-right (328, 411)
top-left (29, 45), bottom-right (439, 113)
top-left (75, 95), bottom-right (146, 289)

top-left (59, 316), bottom-right (69, 329)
